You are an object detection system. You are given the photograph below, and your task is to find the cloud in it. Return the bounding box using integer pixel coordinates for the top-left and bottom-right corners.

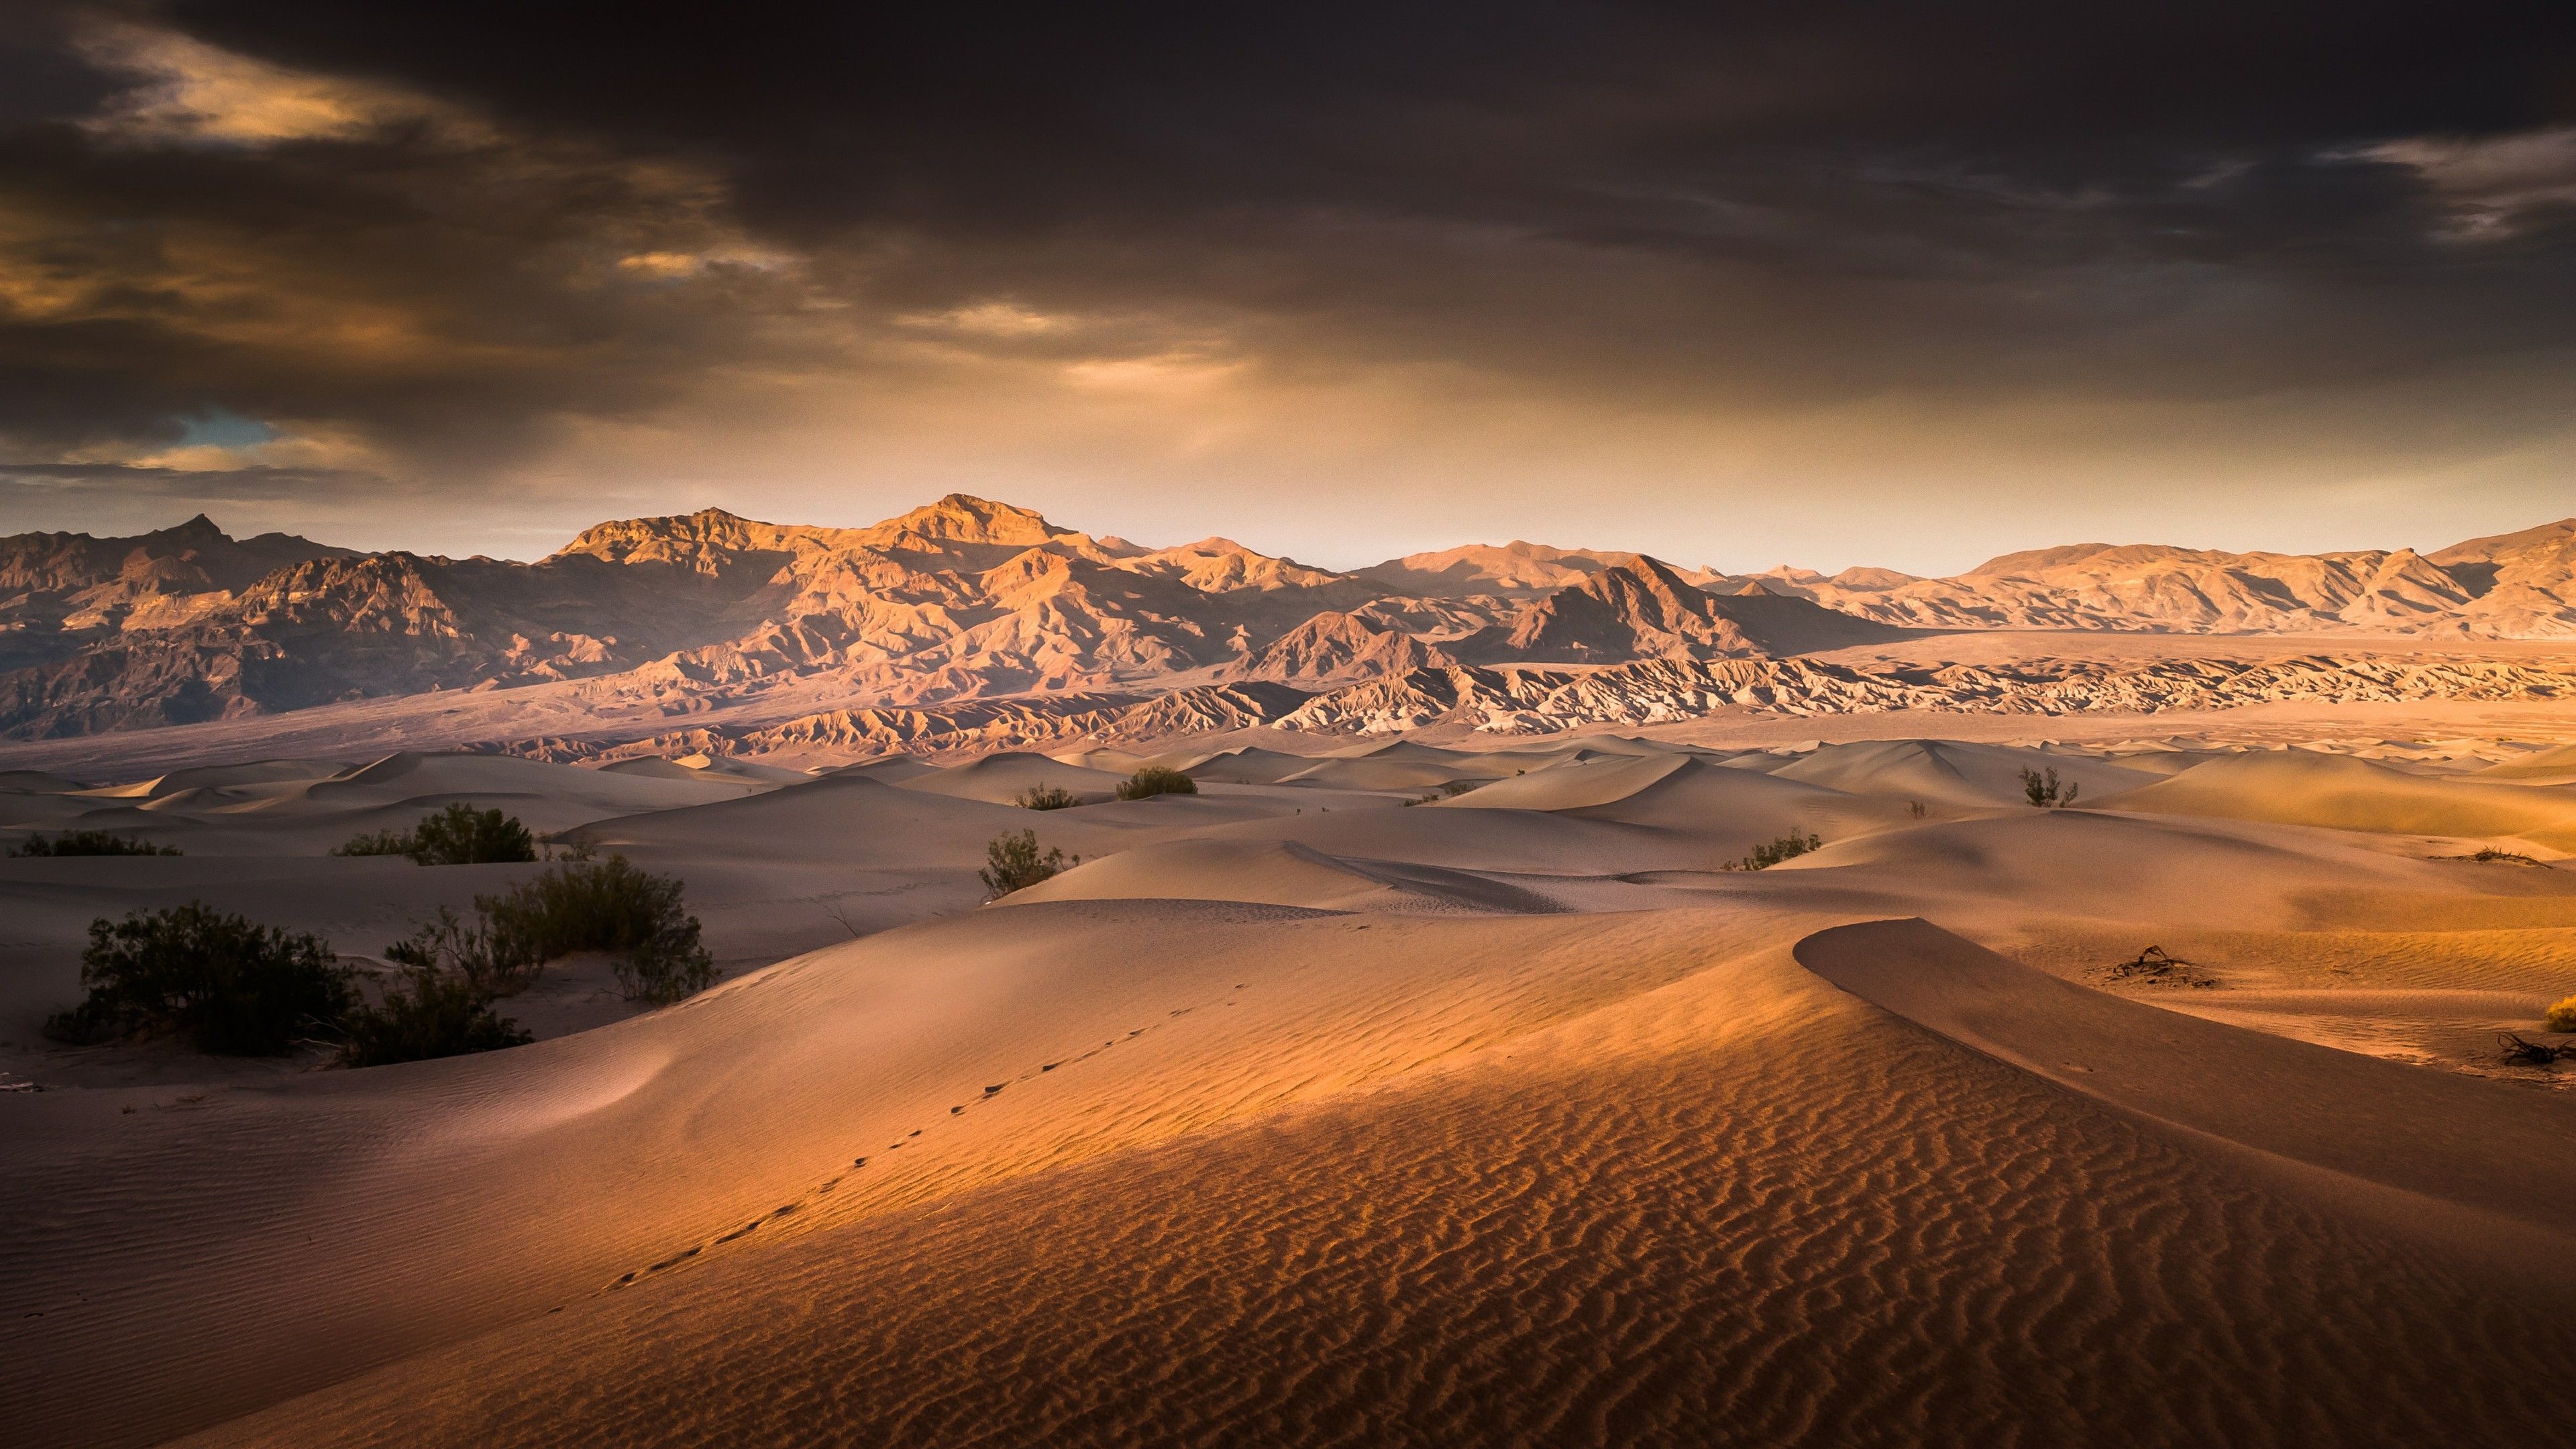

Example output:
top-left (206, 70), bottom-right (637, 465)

top-left (2360, 127), bottom-right (2576, 238)
top-left (0, 1), bottom-right (2565, 567)
top-left (72, 17), bottom-right (451, 147)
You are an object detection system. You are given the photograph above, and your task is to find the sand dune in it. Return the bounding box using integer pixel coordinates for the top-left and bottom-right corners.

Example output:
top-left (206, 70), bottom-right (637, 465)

top-left (1004, 837), bottom-right (1561, 914)
top-left (11, 721), bottom-right (2576, 1448)
top-left (83, 905), bottom-right (2576, 1449)
top-left (1800, 918), bottom-right (2576, 1271)
top-left (890, 750), bottom-right (1134, 804)
top-left (1768, 737), bottom-right (2159, 808)
top-left (2102, 749), bottom-right (2576, 850)
top-left (1177, 745), bottom-right (1332, 784)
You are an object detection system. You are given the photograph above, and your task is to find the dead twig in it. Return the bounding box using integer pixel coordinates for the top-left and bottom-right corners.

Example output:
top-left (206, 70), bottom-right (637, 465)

top-left (2103, 945), bottom-right (2216, 989)
top-left (2498, 1032), bottom-right (2572, 1065)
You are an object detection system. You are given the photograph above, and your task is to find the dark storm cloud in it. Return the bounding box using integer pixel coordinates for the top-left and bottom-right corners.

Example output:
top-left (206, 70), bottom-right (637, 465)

top-left (3, 0), bottom-right (2573, 548)
top-left (154, 3), bottom-right (2576, 356)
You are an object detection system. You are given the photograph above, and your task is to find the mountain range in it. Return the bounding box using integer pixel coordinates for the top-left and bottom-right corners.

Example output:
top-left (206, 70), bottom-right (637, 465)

top-left (2, 495), bottom-right (2572, 744)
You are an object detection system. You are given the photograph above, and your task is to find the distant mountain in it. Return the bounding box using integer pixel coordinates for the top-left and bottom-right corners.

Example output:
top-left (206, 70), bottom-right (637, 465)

top-left (1455, 558), bottom-right (1903, 663)
top-left (1, 497), bottom-right (2571, 743)
top-left (0, 515), bottom-right (356, 672)
top-left (1355, 541), bottom-right (1658, 598)
top-left (1756, 526), bottom-right (2576, 636)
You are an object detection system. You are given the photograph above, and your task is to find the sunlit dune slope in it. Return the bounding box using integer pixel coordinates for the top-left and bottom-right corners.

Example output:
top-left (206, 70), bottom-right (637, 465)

top-left (2100, 749), bottom-right (2576, 850)
top-left (150, 912), bottom-right (2576, 1449)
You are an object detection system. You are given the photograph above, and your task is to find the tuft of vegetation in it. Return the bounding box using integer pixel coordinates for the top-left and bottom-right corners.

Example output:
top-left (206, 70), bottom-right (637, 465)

top-left (45, 903), bottom-right (354, 1055)
top-left (385, 906), bottom-right (543, 996)
top-left (1116, 766), bottom-right (1198, 801)
top-left (10, 830), bottom-right (180, 857)
top-left (1016, 784), bottom-right (1081, 810)
top-left (2445, 847), bottom-right (2548, 867)
top-left (1908, 800), bottom-right (1927, 819)
top-left (339, 965), bottom-right (531, 1067)
top-left (480, 856), bottom-right (716, 1004)
top-left (1727, 832), bottom-right (1821, 871)
top-left (333, 803), bottom-right (537, 865)
top-left (2546, 996), bottom-right (2576, 1034)
top-left (980, 829), bottom-right (1076, 898)
top-left (2019, 765), bottom-right (2080, 808)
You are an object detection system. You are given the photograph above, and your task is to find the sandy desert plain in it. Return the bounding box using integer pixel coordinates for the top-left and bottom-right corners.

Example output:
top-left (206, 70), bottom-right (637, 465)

top-left (7, 627), bottom-right (2576, 1448)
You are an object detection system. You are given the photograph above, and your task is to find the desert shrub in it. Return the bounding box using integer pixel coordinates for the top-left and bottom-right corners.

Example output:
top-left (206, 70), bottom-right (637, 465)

top-left (385, 906), bottom-right (543, 996)
top-left (10, 830), bottom-right (180, 857)
top-left (335, 803), bottom-right (535, 865)
top-left (1016, 784), bottom-right (1081, 810)
top-left (2546, 996), bottom-right (2576, 1034)
top-left (1116, 766), bottom-right (1197, 801)
top-left (480, 856), bottom-right (715, 1004)
top-left (45, 903), bottom-right (353, 1055)
top-left (980, 829), bottom-right (1075, 898)
top-left (1440, 779), bottom-right (1483, 798)
top-left (339, 966), bottom-right (531, 1067)
top-left (1730, 832), bottom-right (1821, 871)
top-left (2019, 766), bottom-right (2079, 808)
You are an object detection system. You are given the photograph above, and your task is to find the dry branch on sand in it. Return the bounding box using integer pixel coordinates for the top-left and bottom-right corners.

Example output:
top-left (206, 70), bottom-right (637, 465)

top-left (2497, 1032), bottom-right (2573, 1066)
top-left (2102, 945), bottom-right (2216, 989)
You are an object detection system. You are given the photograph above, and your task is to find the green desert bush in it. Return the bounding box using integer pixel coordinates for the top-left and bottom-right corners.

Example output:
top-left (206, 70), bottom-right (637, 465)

top-left (10, 830), bottom-right (180, 857)
top-left (480, 856), bottom-right (716, 1004)
top-left (339, 966), bottom-right (531, 1067)
top-left (2019, 766), bottom-right (2079, 808)
top-left (979, 829), bottom-right (1076, 898)
top-left (1116, 766), bottom-right (1197, 801)
top-left (385, 906), bottom-right (543, 996)
top-left (45, 903), bottom-right (354, 1055)
top-left (2546, 996), bottom-right (2576, 1034)
top-left (1016, 784), bottom-right (1081, 810)
top-left (333, 803), bottom-right (536, 865)
top-left (1730, 832), bottom-right (1822, 871)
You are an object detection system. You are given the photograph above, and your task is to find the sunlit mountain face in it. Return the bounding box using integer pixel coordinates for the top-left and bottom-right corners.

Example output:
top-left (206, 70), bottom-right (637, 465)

top-left (1, 3), bottom-right (2572, 572)
top-left (4, 496), bottom-right (2569, 759)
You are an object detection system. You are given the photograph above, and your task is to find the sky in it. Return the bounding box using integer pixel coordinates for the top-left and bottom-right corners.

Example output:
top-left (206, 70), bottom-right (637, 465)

top-left (0, 1), bottom-right (2572, 575)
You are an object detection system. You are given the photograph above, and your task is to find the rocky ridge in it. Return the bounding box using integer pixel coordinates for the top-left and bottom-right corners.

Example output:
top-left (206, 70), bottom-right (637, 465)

top-left (3, 496), bottom-right (2573, 745)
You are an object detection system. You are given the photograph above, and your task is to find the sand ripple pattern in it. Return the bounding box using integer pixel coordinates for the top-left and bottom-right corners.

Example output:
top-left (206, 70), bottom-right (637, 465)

top-left (186, 952), bottom-right (2576, 1448)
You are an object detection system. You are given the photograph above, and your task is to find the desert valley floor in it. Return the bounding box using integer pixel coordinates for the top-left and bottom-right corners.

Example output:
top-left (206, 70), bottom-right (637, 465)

top-left (7, 641), bottom-right (2576, 1448)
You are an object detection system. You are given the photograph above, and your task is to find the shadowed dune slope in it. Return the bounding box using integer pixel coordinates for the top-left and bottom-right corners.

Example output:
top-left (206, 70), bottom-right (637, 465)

top-left (161, 912), bottom-right (2576, 1449)
top-left (2101, 750), bottom-right (2576, 849)
top-left (1443, 754), bottom-right (1917, 853)
top-left (1181, 746), bottom-right (1330, 784)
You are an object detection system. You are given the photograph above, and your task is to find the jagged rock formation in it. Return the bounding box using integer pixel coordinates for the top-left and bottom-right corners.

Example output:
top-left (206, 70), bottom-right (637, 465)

top-left (1455, 559), bottom-right (1903, 663)
top-left (0, 515), bottom-right (355, 673)
top-left (497, 652), bottom-right (2576, 761)
top-left (5, 497), bottom-right (2573, 745)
